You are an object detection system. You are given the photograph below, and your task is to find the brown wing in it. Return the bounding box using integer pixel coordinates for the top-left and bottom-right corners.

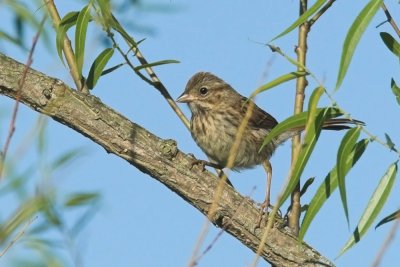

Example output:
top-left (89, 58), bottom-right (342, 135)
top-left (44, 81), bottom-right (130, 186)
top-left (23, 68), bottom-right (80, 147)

top-left (241, 97), bottom-right (278, 130)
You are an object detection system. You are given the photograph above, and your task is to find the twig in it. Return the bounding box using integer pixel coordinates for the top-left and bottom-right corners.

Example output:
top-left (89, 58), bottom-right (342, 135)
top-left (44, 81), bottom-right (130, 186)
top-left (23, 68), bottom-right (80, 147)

top-left (105, 21), bottom-right (190, 129)
top-left (380, 2), bottom-right (400, 38)
top-left (107, 32), bottom-right (154, 85)
top-left (308, 0), bottom-right (336, 28)
top-left (44, 0), bottom-right (87, 93)
top-left (289, 0), bottom-right (309, 236)
top-left (193, 187), bottom-right (257, 265)
top-left (0, 16), bottom-right (46, 179)
top-left (0, 216), bottom-right (38, 257)
top-left (371, 215), bottom-right (400, 267)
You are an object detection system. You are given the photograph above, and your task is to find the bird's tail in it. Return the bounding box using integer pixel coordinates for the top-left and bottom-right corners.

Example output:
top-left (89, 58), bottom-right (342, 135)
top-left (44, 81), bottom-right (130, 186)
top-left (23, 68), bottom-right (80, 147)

top-left (275, 118), bottom-right (364, 145)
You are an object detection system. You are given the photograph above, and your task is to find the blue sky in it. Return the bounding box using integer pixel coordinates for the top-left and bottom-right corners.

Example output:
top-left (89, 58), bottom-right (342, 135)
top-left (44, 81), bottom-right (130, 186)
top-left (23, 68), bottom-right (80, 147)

top-left (1, 1), bottom-right (400, 266)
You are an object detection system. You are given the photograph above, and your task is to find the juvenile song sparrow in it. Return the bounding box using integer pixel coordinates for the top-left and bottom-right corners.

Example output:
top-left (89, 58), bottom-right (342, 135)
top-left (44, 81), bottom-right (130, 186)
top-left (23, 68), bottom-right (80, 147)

top-left (177, 72), bottom-right (359, 208)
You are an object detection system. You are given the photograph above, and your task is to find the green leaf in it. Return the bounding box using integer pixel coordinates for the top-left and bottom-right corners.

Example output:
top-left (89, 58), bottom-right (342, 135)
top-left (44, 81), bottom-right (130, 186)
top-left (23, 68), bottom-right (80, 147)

top-left (28, 221), bottom-right (52, 235)
top-left (335, 0), bottom-right (383, 90)
top-left (305, 87), bottom-right (325, 123)
top-left (43, 202), bottom-right (62, 226)
top-left (64, 192), bottom-right (100, 207)
top-left (270, 0), bottom-right (327, 41)
top-left (384, 133), bottom-right (396, 151)
top-left (267, 44), bottom-right (304, 69)
top-left (134, 59), bottom-right (180, 71)
top-left (260, 107), bottom-right (344, 150)
top-left (375, 209), bottom-right (400, 229)
top-left (51, 148), bottom-right (84, 171)
top-left (110, 15), bottom-right (138, 48)
top-left (337, 126), bottom-right (362, 226)
top-left (300, 139), bottom-right (369, 240)
top-left (0, 30), bottom-right (25, 48)
top-left (391, 78), bottom-right (400, 105)
top-left (75, 5), bottom-right (92, 79)
top-left (101, 63), bottom-right (125, 76)
top-left (14, 13), bottom-right (24, 42)
top-left (56, 11), bottom-right (79, 64)
top-left (97, 0), bottom-right (112, 29)
top-left (339, 162), bottom-right (397, 256)
top-left (70, 199), bottom-right (100, 237)
top-left (380, 32), bottom-right (400, 57)
top-left (249, 71), bottom-right (308, 99)
top-left (36, 116), bottom-right (48, 155)
top-left (277, 87), bottom-right (325, 207)
top-left (7, 1), bottom-right (46, 38)
top-left (9, 3), bottom-right (50, 47)
top-left (87, 48), bottom-right (114, 89)
top-left (300, 177), bottom-right (315, 197)
top-left (0, 196), bottom-right (47, 240)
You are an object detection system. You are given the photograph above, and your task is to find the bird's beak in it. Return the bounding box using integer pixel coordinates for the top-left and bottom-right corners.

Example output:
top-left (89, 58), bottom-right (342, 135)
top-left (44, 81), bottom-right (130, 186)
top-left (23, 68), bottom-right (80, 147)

top-left (176, 92), bottom-right (194, 103)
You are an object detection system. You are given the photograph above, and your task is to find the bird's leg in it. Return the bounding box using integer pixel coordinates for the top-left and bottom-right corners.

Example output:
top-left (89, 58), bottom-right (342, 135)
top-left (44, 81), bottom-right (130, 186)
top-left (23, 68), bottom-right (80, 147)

top-left (257, 160), bottom-right (273, 226)
top-left (189, 158), bottom-right (223, 171)
top-left (187, 156), bottom-right (234, 187)
top-left (216, 169), bottom-right (234, 188)
top-left (261, 160), bottom-right (273, 211)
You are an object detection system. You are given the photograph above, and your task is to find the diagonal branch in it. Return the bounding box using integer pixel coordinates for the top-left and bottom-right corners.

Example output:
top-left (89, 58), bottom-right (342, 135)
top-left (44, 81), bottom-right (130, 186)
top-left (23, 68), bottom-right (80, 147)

top-left (0, 52), bottom-right (334, 267)
top-left (308, 0), bottom-right (336, 28)
top-left (44, 0), bottom-right (87, 93)
top-left (380, 2), bottom-right (400, 38)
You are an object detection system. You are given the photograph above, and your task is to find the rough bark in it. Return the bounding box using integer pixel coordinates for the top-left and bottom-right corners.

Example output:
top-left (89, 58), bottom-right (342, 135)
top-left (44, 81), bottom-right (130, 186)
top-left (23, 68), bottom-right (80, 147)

top-left (0, 53), bottom-right (334, 267)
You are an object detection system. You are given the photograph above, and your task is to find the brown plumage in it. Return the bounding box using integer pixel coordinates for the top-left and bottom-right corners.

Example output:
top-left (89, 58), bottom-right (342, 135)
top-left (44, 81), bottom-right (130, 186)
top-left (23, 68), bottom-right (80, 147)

top-left (177, 72), bottom-right (361, 208)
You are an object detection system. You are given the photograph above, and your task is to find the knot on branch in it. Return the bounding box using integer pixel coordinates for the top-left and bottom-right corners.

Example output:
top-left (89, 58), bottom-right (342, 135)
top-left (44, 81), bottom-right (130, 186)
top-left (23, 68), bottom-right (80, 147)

top-left (159, 139), bottom-right (178, 159)
top-left (42, 88), bottom-right (52, 99)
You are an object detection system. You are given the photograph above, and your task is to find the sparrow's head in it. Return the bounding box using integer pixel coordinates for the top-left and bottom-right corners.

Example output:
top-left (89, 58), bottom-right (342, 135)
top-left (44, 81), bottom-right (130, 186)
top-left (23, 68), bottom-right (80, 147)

top-left (176, 72), bottom-right (238, 114)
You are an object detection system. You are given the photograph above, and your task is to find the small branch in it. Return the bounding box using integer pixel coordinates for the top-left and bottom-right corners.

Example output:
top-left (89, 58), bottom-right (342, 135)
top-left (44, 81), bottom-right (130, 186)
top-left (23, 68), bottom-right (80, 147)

top-left (106, 23), bottom-right (190, 129)
top-left (107, 32), bottom-right (154, 85)
top-left (289, 0), bottom-right (309, 236)
top-left (0, 216), bottom-right (38, 257)
top-left (380, 2), bottom-right (400, 38)
top-left (0, 16), bottom-right (46, 179)
top-left (308, 0), bottom-right (336, 28)
top-left (193, 187), bottom-right (257, 265)
top-left (44, 0), bottom-right (87, 93)
top-left (130, 51), bottom-right (190, 129)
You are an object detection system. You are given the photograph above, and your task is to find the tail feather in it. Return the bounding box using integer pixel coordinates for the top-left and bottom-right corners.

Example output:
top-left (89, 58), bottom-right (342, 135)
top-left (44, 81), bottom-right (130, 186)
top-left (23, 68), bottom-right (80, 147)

top-left (275, 118), bottom-right (364, 145)
top-left (321, 118), bottom-right (364, 130)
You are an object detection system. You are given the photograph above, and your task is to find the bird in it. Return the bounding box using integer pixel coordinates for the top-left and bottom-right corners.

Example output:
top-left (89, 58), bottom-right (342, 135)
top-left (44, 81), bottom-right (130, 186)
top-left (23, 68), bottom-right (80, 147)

top-left (176, 71), bottom-right (361, 210)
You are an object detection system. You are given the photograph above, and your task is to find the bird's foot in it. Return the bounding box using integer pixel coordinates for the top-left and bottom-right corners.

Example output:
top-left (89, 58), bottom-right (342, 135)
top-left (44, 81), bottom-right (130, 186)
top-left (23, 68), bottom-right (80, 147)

top-left (257, 200), bottom-right (272, 227)
top-left (188, 156), bottom-right (223, 172)
top-left (187, 155), bottom-right (234, 187)
top-left (256, 200), bottom-right (281, 227)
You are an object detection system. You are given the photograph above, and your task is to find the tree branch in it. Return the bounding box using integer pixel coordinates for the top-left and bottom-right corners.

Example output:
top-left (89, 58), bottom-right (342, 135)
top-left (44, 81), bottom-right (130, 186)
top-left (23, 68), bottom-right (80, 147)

top-left (0, 52), bottom-right (334, 267)
top-left (380, 2), bottom-right (400, 38)
top-left (289, 0), bottom-right (309, 236)
top-left (308, 0), bottom-right (336, 28)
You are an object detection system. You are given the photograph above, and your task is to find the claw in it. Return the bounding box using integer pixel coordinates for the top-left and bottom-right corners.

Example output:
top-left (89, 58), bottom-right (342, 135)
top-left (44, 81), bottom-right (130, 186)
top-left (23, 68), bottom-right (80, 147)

top-left (189, 157), bottom-right (223, 172)
top-left (189, 159), bottom-right (206, 171)
top-left (186, 157), bottom-right (234, 187)
top-left (257, 201), bottom-right (283, 227)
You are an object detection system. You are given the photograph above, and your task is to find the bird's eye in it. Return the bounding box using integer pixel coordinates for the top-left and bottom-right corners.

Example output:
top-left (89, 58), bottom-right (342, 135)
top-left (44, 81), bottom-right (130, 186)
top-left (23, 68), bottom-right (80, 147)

top-left (199, 87), bottom-right (208, 95)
